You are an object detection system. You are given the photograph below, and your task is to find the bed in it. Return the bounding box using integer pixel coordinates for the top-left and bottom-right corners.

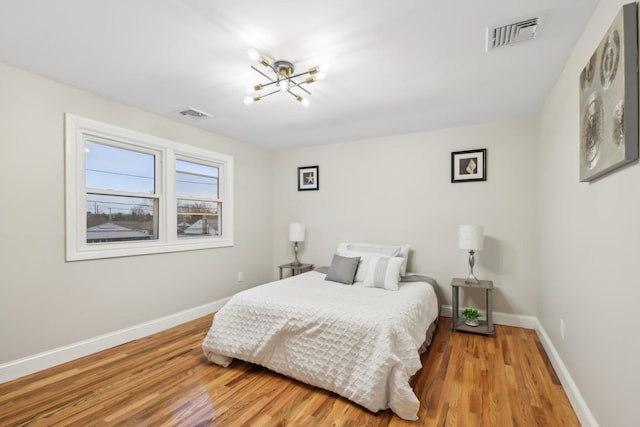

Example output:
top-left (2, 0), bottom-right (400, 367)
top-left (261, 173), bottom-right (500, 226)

top-left (202, 243), bottom-right (440, 421)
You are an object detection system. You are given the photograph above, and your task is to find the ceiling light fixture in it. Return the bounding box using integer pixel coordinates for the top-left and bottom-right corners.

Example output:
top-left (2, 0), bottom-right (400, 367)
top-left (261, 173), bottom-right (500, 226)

top-left (243, 48), bottom-right (327, 107)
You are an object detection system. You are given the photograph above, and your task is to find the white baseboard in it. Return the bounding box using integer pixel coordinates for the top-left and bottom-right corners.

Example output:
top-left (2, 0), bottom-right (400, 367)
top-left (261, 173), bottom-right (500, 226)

top-left (0, 298), bottom-right (229, 384)
top-left (535, 320), bottom-right (599, 427)
top-left (440, 305), bottom-right (537, 329)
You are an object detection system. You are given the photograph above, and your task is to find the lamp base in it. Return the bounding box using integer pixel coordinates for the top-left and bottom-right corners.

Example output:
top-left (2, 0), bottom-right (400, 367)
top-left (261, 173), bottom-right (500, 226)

top-left (465, 250), bottom-right (480, 284)
top-left (291, 241), bottom-right (302, 266)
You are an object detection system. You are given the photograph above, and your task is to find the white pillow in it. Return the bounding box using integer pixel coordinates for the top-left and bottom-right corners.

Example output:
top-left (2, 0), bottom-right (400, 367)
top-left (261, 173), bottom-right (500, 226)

top-left (336, 242), bottom-right (410, 276)
top-left (339, 242), bottom-right (401, 256)
top-left (361, 255), bottom-right (403, 291)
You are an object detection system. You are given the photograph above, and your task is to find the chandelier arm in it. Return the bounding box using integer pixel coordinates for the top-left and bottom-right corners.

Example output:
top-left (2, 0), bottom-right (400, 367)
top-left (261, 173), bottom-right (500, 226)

top-left (251, 66), bottom-right (314, 82)
top-left (260, 88), bottom-right (282, 99)
top-left (288, 79), bottom-right (312, 95)
top-left (288, 70), bottom-right (314, 80)
top-left (255, 78), bottom-right (311, 95)
top-left (251, 65), bottom-right (275, 82)
top-left (251, 65), bottom-right (316, 89)
top-left (286, 90), bottom-right (302, 100)
top-left (256, 80), bottom-right (279, 89)
top-left (251, 78), bottom-right (311, 95)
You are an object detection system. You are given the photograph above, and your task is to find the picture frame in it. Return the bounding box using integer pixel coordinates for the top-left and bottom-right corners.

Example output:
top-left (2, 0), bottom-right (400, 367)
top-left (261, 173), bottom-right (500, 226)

top-left (298, 165), bottom-right (319, 191)
top-left (579, 3), bottom-right (638, 182)
top-left (451, 149), bottom-right (487, 183)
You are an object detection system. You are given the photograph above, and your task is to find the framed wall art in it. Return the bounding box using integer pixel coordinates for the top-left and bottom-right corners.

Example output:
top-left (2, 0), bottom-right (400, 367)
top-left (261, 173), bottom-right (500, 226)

top-left (298, 165), bottom-right (319, 191)
top-left (451, 149), bottom-right (487, 183)
top-left (579, 2), bottom-right (638, 182)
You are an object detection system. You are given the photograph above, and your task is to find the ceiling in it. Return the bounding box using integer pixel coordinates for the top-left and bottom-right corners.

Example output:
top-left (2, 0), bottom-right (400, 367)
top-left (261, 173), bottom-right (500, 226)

top-left (0, 0), bottom-right (598, 150)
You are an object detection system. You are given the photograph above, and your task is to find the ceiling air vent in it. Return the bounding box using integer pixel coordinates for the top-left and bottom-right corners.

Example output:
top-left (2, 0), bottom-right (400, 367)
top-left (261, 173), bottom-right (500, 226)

top-left (487, 16), bottom-right (540, 51)
top-left (178, 107), bottom-right (212, 119)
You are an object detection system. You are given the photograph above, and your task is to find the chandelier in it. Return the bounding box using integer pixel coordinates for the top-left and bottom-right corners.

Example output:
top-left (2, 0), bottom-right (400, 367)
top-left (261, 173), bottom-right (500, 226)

top-left (243, 49), bottom-right (326, 107)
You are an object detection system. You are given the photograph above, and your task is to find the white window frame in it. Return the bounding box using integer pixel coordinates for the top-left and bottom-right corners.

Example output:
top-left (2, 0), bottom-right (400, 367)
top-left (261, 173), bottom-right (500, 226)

top-left (65, 114), bottom-right (234, 261)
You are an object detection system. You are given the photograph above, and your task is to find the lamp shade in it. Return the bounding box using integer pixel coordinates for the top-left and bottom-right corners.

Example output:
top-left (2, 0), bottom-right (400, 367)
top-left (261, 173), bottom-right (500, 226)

top-left (289, 223), bottom-right (306, 242)
top-left (458, 225), bottom-right (484, 250)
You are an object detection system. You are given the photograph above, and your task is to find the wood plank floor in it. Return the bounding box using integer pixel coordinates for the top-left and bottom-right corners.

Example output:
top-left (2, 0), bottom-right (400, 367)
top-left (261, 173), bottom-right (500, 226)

top-left (0, 316), bottom-right (580, 426)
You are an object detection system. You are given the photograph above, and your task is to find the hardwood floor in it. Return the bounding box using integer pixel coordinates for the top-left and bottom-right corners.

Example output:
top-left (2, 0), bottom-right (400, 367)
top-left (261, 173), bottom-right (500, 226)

top-left (0, 316), bottom-right (580, 426)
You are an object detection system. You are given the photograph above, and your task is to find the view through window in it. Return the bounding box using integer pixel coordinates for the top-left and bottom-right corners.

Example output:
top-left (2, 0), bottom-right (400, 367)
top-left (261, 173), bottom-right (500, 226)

top-left (85, 141), bottom-right (159, 243)
top-left (176, 159), bottom-right (220, 238)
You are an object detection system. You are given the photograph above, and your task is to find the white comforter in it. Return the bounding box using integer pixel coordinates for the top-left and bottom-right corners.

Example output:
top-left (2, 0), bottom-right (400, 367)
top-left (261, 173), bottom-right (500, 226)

top-left (201, 271), bottom-right (439, 420)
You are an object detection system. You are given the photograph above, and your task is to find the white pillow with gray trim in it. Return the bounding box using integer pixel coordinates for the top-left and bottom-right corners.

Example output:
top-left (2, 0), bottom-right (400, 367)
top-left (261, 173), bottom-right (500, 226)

top-left (336, 242), bottom-right (411, 277)
top-left (361, 255), bottom-right (404, 291)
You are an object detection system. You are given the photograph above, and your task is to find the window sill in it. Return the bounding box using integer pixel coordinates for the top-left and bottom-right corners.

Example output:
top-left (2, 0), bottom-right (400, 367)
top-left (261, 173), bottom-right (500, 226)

top-left (66, 237), bottom-right (234, 261)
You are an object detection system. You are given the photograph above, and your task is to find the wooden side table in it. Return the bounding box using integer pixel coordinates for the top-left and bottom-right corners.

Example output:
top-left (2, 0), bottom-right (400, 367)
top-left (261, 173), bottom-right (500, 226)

top-left (450, 278), bottom-right (494, 336)
top-left (278, 262), bottom-right (314, 279)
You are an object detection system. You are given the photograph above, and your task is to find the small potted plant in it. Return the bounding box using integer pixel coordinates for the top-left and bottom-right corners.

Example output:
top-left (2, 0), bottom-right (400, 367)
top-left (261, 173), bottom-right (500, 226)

top-left (461, 308), bottom-right (482, 326)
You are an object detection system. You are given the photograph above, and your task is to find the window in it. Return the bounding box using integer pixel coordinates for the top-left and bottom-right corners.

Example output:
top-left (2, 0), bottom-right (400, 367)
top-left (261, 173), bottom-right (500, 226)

top-left (176, 159), bottom-right (220, 238)
top-left (85, 140), bottom-right (159, 243)
top-left (65, 114), bottom-right (234, 261)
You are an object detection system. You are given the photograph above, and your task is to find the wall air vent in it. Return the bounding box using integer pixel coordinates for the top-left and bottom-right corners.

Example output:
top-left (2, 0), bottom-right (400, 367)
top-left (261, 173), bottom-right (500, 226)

top-left (487, 16), bottom-right (540, 51)
top-left (178, 107), bottom-right (212, 119)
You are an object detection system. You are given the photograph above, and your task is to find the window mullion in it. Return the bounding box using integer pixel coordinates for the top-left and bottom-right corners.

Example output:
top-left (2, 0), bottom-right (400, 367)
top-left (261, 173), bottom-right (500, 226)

top-left (164, 149), bottom-right (176, 244)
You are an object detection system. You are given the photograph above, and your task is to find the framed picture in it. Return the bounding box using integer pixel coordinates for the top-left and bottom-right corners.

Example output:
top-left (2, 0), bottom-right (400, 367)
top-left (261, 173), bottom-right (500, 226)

top-left (451, 149), bottom-right (487, 183)
top-left (579, 3), bottom-right (638, 182)
top-left (298, 165), bottom-right (319, 191)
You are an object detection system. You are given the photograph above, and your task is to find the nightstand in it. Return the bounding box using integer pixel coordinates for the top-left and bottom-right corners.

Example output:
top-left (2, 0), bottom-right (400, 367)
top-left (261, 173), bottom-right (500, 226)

top-left (278, 263), bottom-right (314, 279)
top-left (450, 278), bottom-right (494, 336)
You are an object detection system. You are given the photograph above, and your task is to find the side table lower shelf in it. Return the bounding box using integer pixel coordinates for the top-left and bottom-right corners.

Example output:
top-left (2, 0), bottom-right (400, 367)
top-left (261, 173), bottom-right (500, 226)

top-left (451, 318), bottom-right (494, 335)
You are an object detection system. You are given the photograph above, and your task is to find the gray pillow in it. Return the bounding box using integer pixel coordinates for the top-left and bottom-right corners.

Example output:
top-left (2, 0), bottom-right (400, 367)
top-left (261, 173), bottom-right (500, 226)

top-left (325, 254), bottom-right (360, 285)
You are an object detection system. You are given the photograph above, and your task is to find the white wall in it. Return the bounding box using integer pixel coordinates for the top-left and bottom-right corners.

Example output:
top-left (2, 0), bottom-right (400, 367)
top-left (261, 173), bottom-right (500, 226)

top-left (272, 118), bottom-right (539, 315)
top-left (0, 62), bottom-right (274, 364)
top-left (537, 0), bottom-right (640, 425)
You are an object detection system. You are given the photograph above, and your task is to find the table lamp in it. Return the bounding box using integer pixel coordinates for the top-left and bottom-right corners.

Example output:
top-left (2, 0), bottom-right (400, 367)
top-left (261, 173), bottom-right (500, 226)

top-left (289, 223), bottom-right (306, 266)
top-left (458, 225), bottom-right (484, 284)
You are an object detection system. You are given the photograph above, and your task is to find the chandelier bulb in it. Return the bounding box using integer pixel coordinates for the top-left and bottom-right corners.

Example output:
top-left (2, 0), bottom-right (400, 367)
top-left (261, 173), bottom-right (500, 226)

top-left (316, 64), bottom-right (331, 80)
top-left (247, 48), bottom-right (260, 61)
top-left (279, 79), bottom-right (288, 93)
top-left (296, 95), bottom-right (310, 107)
top-left (243, 95), bottom-right (261, 105)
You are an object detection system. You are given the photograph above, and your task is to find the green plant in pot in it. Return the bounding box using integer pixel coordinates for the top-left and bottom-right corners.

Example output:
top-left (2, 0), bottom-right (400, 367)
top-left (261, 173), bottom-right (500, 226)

top-left (461, 308), bottom-right (482, 326)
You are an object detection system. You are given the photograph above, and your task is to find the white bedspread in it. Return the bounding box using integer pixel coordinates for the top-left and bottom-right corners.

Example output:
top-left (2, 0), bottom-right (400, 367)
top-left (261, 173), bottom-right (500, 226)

top-left (201, 271), bottom-right (439, 420)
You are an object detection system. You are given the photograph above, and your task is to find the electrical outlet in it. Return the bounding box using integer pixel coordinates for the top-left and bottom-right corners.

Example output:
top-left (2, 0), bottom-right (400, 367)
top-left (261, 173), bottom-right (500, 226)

top-left (237, 272), bottom-right (244, 282)
top-left (560, 319), bottom-right (565, 340)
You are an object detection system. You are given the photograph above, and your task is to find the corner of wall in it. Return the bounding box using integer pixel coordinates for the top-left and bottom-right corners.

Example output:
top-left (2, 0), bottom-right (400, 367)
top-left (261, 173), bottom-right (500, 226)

top-left (535, 320), bottom-right (599, 427)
